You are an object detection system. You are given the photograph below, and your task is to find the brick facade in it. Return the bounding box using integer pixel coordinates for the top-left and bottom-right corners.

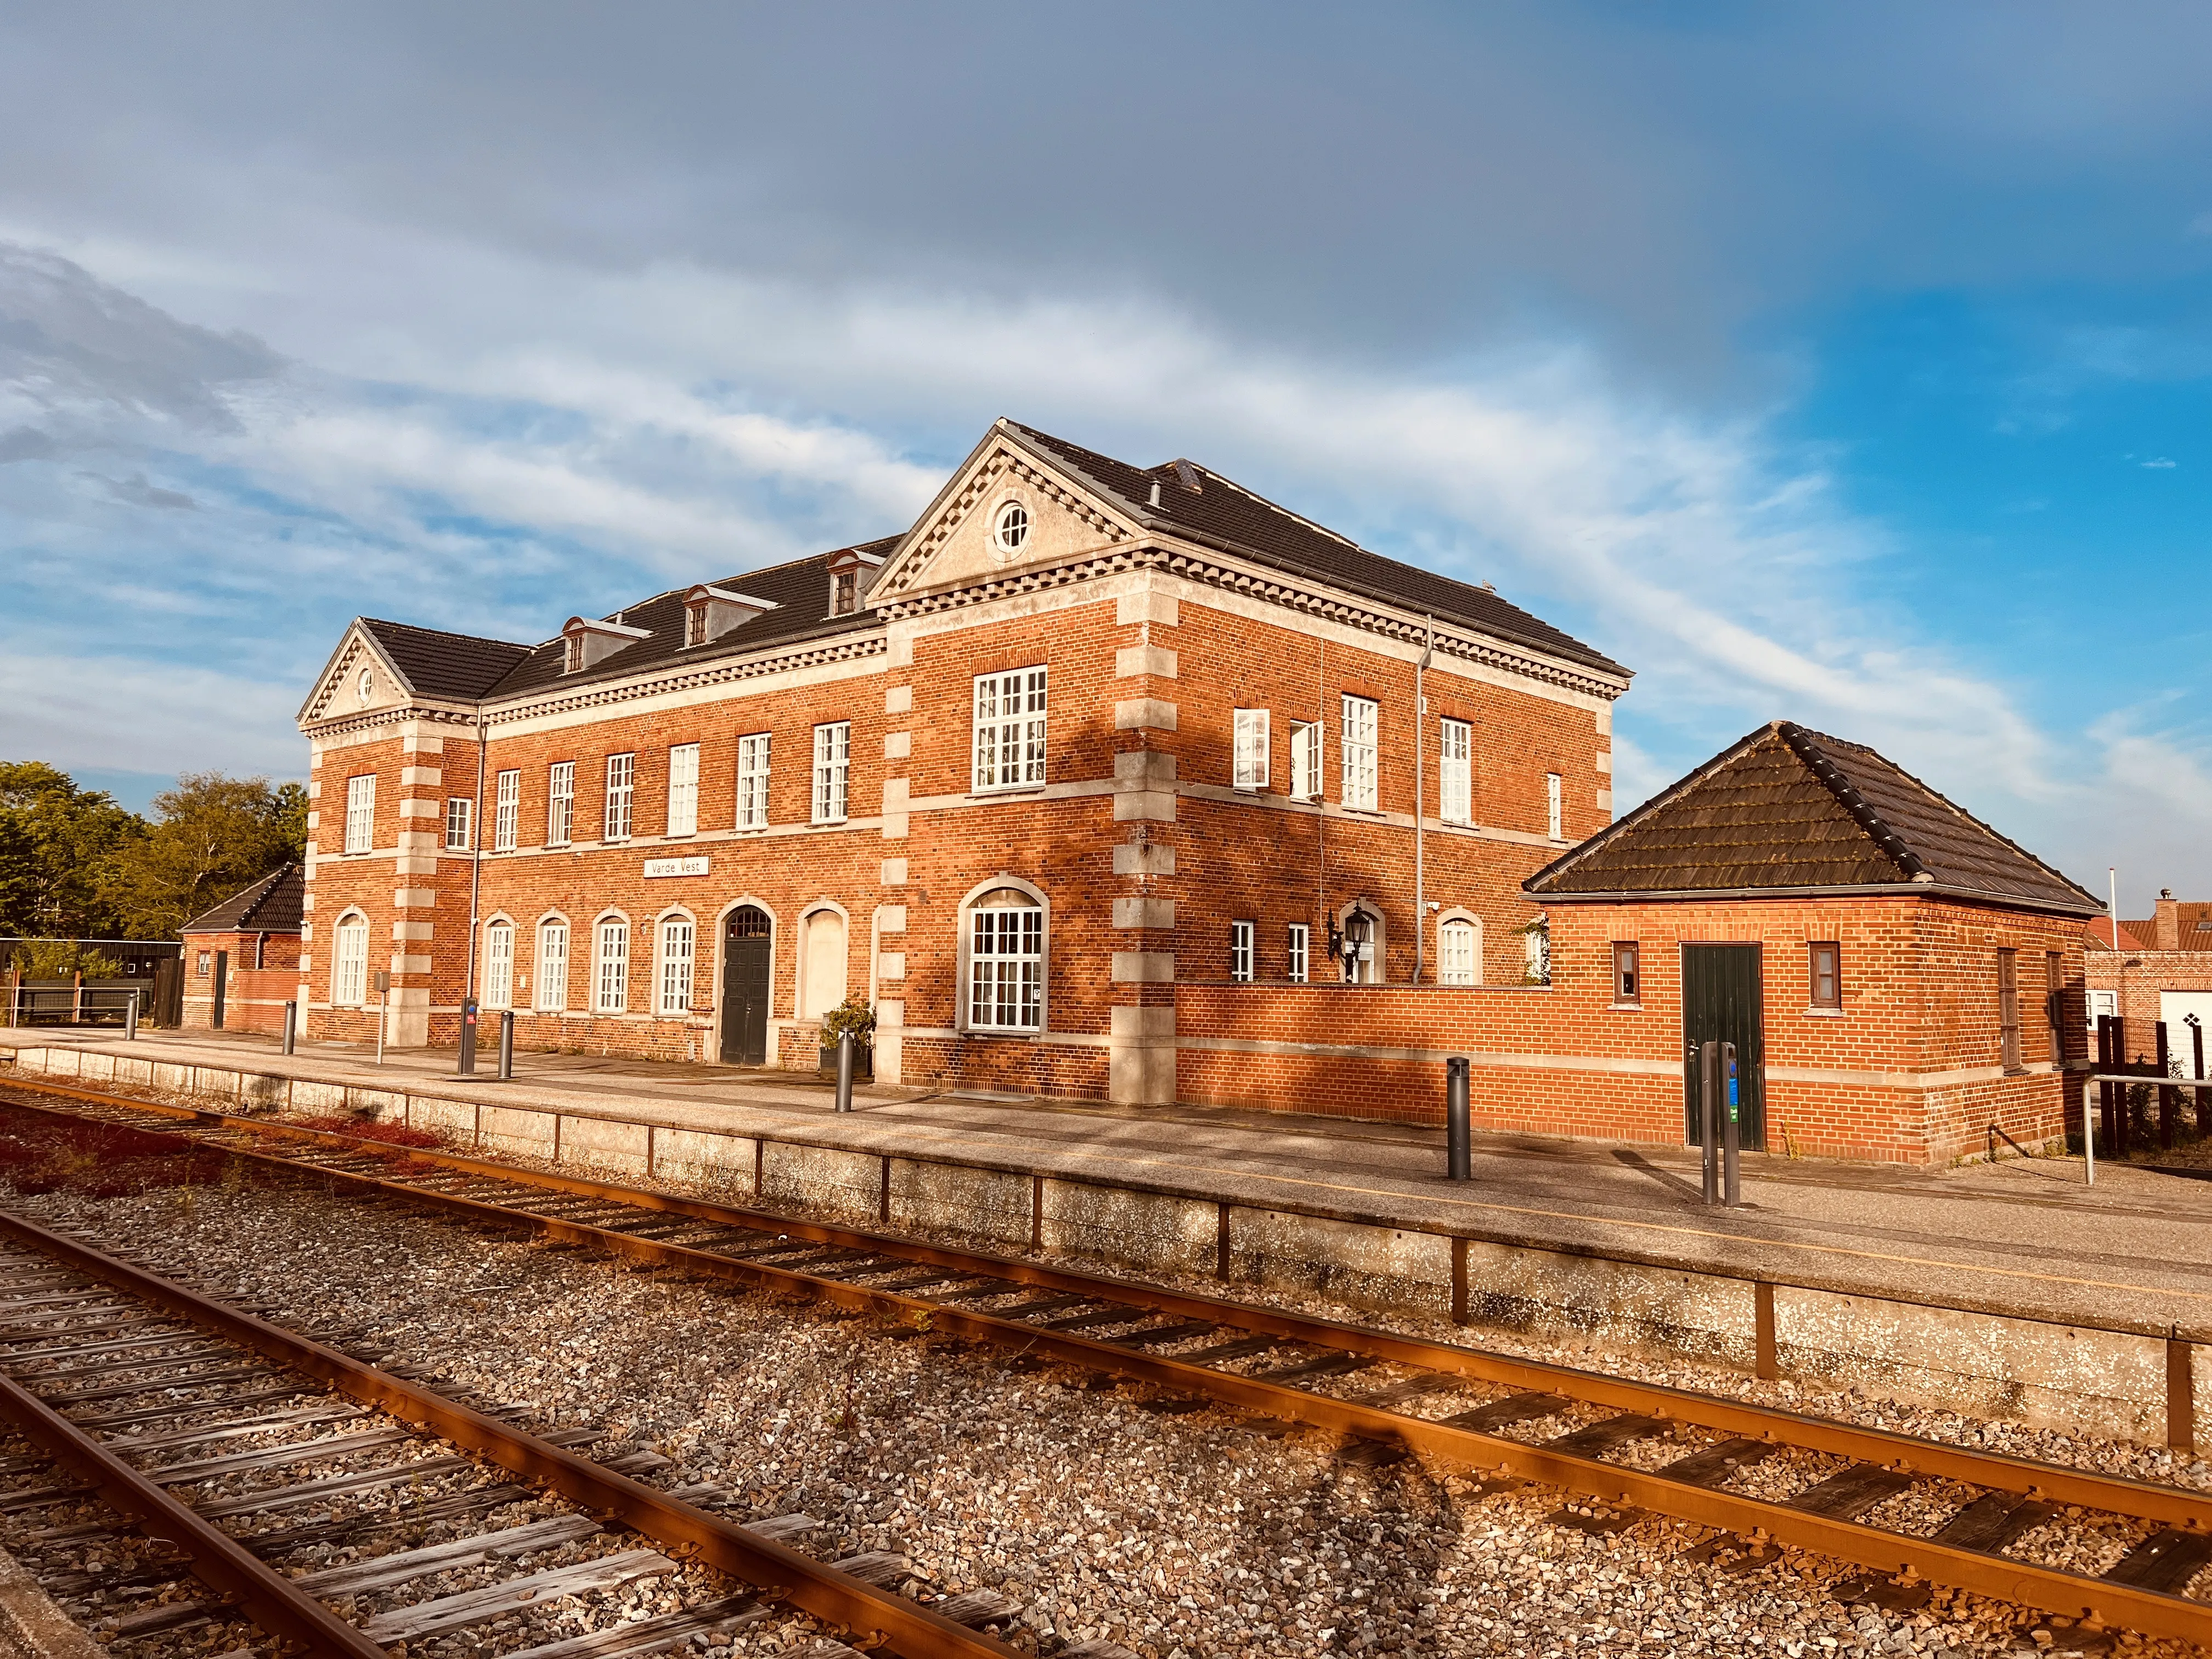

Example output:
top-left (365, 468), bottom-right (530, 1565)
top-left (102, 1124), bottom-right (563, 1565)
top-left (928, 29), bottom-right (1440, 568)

top-left (179, 927), bottom-right (302, 1036)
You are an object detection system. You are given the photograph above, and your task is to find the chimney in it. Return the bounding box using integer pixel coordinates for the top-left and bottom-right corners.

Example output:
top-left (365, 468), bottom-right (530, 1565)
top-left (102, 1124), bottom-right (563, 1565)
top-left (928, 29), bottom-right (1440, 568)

top-left (2157, 888), bottom-right (2180, 951)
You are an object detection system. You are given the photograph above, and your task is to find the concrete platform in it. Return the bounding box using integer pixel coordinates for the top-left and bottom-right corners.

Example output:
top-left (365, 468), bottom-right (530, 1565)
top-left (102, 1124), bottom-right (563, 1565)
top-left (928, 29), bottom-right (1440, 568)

top-left (8, 1025), bottom-right (2212, 1446)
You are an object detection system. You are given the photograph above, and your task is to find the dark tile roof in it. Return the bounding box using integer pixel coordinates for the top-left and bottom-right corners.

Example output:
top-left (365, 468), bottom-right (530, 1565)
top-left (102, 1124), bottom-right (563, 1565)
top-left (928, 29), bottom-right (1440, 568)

top-left (482, 538), bottom-right (901, 698)
top-left (359, 620), bottom-right (535, 702)
top-left (179, 864), bottom-right (303, 936)
top-left (1003, 421), bottom-right (1627, 679)
top-left (1525, 721), bottom-right (2102, 915)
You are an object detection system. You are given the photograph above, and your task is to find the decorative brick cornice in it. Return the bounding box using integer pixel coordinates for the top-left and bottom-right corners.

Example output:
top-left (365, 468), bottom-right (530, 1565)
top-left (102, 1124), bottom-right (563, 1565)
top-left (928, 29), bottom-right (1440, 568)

top-left (482, 634), bottom-right (888, 727)
top-left (874, 548), bottom-right (1164, 619)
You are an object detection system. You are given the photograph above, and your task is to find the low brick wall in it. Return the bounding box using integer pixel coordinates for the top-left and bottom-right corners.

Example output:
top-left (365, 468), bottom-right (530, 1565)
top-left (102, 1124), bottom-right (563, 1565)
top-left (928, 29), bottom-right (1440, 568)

top-left (0, 1039), bottom-right (2193, 1452)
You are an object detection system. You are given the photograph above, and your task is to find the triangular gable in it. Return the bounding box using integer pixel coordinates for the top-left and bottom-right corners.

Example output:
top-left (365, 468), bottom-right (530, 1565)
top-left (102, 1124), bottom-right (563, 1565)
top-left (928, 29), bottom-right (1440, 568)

top-left (870, 419), bottom-right (1144, 602)
top-left (298, 621), bottom-right (413, 725)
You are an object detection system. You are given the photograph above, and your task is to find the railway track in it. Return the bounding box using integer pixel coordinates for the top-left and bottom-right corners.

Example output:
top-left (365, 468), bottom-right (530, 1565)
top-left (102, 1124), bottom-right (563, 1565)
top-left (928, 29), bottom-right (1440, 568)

top-left (4, 1071), bottom-right (2212, 1650)
top-left (0, 1200), bottom-right (1088, 1656)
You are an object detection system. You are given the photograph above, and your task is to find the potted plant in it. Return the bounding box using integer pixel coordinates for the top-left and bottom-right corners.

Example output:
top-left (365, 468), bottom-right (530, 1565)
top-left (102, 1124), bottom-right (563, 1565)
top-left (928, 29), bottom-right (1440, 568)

top-left (817, 995), bottom-right (876, 1081)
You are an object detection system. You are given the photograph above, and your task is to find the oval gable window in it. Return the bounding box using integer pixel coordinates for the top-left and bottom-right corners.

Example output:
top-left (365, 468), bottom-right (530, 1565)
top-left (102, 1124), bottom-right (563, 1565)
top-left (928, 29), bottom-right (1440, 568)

top-left (992, 500), bottom-right (1030, 554)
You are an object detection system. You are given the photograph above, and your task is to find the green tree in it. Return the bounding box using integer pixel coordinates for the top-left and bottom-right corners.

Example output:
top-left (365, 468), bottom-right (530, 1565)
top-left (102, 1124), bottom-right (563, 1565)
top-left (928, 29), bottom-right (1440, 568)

top-left (0, 763), bottom-right (146, 939)
top-left (105, 771), bottom-right (305, 938)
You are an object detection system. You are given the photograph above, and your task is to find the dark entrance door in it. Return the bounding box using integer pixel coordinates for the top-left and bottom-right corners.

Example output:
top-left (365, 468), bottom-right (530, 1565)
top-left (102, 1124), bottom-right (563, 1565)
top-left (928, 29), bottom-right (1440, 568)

top-left (1681, 943), bottom-right (1765, 1151)
top-left (211, 951), bottom-right (229, 1030)
top-left (719, 907), bottom-right (772, 1065)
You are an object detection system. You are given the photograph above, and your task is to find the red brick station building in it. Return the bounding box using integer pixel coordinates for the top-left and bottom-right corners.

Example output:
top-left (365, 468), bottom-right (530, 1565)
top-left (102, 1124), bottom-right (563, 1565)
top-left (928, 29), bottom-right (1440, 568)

top-left (295, 420), bottom-right (2101, 1165)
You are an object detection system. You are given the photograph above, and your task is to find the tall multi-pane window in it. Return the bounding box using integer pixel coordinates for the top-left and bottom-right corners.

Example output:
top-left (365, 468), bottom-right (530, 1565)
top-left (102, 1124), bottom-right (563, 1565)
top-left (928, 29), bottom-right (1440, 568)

top-left (1229, 920), bottom-right (1255, 982)
top-left (666, 743), bottom-right (699, 837)
top-left (969, 891), bottom-right (1045, 1031)
top-left (1809, 942), bottom-right (1842, 1010)
top-left (736, 733), bottom-right (771, 828)
top-left (1286, 923), bottom-right (1310, 984)
top-left (604, 754), bottom-right (635, 842)
top-left (483, 921), bottom-right (514, 1009)
top-left (1290, 723), bottom-right (1322, 802)
top-left (1440, 919), bottom-right (1479, 986)
top-left (343, 775), bottom-right (375, 853)
top-left (444, 797), bottom-right (472, 851)
top-left (332, 915), bottom-right (369, 1005)
top-left (1613, 940), bottom-right (1641, 1005)
top-left (493, 770), bottom-right (519, 851)
top-left (1439, 718), bottom-right (1472, 825)
top-left (833, 569), bottom-right (859, 616)
top-left (535, 921), bottom-right (569, 1012)
top-left (1998, 949), bottom-right (2022, 1072)
top-left (657, 917), bottom-right (695, 1017)
top-left (1232, 709), bottom-right (1270, 792)
top-left (594, 918), bottom-right (629, 1013)
top-left (1341, 696), bottom-right (1378, 810)
top-left (1546, 771), bottom-right (1563, 840)
top-left (812, 723), bottom-right (850, 823)
top-left (973, 667), bottom-right (1048, 791)
top-left (547, 762), bottom-right (574, 847)
top-left (2045, 951), bottom-right (2065, 1063)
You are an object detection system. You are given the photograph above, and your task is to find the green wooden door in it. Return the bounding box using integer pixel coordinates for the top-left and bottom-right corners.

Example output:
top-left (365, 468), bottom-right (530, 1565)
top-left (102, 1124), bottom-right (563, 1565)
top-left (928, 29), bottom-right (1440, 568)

top-left (1681, 943), bottom-right (1766, 1151)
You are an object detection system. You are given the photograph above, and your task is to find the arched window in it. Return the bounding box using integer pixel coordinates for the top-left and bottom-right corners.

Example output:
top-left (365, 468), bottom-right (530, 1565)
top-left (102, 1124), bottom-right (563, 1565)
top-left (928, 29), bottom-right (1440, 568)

top-left (594, 916), bottom-right (630, 1014)
top-left (536, 919), bottom-right (569, 1012)
top-left (332, 913), bottom-right (369, 1007)
top-left (799, 906), bottom-right (849, 1018)
top-left (968, 887), bottom-right (1044, 1031)
top-left (482, 919), bottom-right (515, 1009)
top-left (657, 915), bottom-right (695, 1017)
top-left (1438, 916), bottom-right (1479, 986)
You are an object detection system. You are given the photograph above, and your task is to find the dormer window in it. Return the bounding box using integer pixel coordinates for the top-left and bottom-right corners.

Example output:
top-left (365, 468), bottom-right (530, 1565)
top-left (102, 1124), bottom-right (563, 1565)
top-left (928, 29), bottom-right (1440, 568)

top-left (833, 569), bottom-right (858, 616)
top-left (680, 584), bottom-right (777, 647)
top-left (560, 614), bottom-right (652, 674)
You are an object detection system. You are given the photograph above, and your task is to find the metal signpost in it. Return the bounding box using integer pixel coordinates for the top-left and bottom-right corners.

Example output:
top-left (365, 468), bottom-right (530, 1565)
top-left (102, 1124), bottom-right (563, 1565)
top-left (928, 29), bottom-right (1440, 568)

top-left (374, 970), bottom-right (390, 1065)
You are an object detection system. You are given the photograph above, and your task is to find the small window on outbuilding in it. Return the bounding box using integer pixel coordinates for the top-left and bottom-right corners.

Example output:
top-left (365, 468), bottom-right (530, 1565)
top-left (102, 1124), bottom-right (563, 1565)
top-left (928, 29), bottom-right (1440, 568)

top-left (1998, 948), bottom-right (2022, 1072)
top-left (1612, 941), bottom-right (1640, 1006)
top-left (1809, 941), bottom-right (1841, 1011)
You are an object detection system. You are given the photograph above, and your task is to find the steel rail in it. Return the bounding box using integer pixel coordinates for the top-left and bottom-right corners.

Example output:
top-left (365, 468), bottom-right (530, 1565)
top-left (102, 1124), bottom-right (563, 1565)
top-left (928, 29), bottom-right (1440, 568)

top-left (8, 1074), bottom-right (2212, 1641)
top-left (0, 1360), bottom-right (390, 1657)
top-left (0, 1207), bottom-right (1029, 1659)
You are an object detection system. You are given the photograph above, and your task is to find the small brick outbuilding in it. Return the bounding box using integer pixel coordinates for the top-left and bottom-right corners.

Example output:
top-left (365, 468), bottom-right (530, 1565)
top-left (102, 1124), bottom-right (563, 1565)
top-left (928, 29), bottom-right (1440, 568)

top-left (179, 865), bottom-right (303, 1035)
top-left (1181, 722), bottom-right (2104, 1164)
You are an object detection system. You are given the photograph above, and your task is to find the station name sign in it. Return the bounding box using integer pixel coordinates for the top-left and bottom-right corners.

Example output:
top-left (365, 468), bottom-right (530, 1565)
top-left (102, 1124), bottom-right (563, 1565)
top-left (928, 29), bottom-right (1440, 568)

top-left (642, 856), bottom-right (709, 878)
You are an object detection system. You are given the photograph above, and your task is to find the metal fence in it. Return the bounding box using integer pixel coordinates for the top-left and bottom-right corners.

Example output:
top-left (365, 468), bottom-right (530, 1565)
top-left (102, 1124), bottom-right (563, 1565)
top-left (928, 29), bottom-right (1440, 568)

top-left (4, 981), bottom-right (147, 1029)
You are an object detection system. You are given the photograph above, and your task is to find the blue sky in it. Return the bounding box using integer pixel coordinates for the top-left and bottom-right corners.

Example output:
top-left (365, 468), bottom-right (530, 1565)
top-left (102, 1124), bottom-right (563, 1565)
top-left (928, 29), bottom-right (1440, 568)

top-left (2, 3), bottom-right (2209, 912)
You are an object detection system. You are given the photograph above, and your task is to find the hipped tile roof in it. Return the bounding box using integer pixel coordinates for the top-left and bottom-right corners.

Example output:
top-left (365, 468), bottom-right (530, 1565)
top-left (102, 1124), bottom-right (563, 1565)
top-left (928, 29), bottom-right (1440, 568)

top-left (179, 864), bottom-right (303, 936)
top-left (1525, 722), bottom-right (2102, 915)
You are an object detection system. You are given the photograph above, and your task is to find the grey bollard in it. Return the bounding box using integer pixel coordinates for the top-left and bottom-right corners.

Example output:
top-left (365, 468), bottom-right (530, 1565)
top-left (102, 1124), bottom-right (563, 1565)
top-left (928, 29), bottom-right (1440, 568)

top-left (498, 1010), bottom-right (515, 1080)
top-left (1700, 1040), bottom-right (1720, 1206)
top-left (125, 989), bottom-right (139, 1042)
top-left (1445, 1055), bottom-right (1471, 1181)
top-left (458, 999), bottom-right (477, 1075)
top-left (1722, 1040), bottom-right (1741, 1207)
top-left (281, 1000), bottom-right (297, 1055)
top-left (834, 1030), bottom-right (855, 1113)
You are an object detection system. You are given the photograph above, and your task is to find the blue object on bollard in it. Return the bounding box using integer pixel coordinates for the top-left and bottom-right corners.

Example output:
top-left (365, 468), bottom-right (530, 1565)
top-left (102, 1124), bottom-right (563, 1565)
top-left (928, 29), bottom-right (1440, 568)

top-left (1723, 1041), bottom-right (1741, 1207)
top-left (1445, 1056), bottom-right (1471, 1181)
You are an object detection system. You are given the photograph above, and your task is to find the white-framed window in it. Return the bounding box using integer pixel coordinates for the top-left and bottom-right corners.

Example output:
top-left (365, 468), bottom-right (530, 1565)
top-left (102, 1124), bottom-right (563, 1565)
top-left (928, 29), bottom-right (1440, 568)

top-left (444, 797), bottom-right (472, 851)
top-left (1286, 923), bottom-right (1310, 985)
top-left (483, 920), bottom-right (514, 1009)
top-left (1230, 920), bottom-right (1255, 982)
top-left (973, 667), bottom-right (1048, 791)
top-left (685, 602), bottom-right (708, 646)
top-left (494, 769), bottom-right (519, 851)
top-left (1291, 722), bottom-right (1322, 802)
top-left (1440, 718), bottom-right (1472, 826)
top-left (1439, 917), bottom-right (1477, 986)
top-left (736, 733), bottom-right (771, 828)
top-left (657, 917), bottom-right (694, 1017)
top-left (343, 774), bottom-right (375, 854)
top-left (547, 761), bottom-right (574, 848)
top-left (812, 722), bottom-right (850, 823)
top-left (563, 634), bottom-right (585, 674)
top-left (992, 500), bottom-right (1031, 554)
top-left (535, 920), bottom-right (569, 1012)
top-left (332, 913), bottom-right (369, 1006)
top-left (667, 743), bottom-right (699, 837)
top-left (1341, 695), bottom-right (1378, 810)
top-left (594, 918), bottom-right (629, 1013)
top-left (604, 753), bottom-right (635, 842)
top-left (1233, 708), bottom-right (1270, 792)
top-left (968, 889), bottom-right (1044, 1031)
top-left (832, 568), bottom-right (859, 616)
top-left (1547, 771), bottom-right (1563, 840)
